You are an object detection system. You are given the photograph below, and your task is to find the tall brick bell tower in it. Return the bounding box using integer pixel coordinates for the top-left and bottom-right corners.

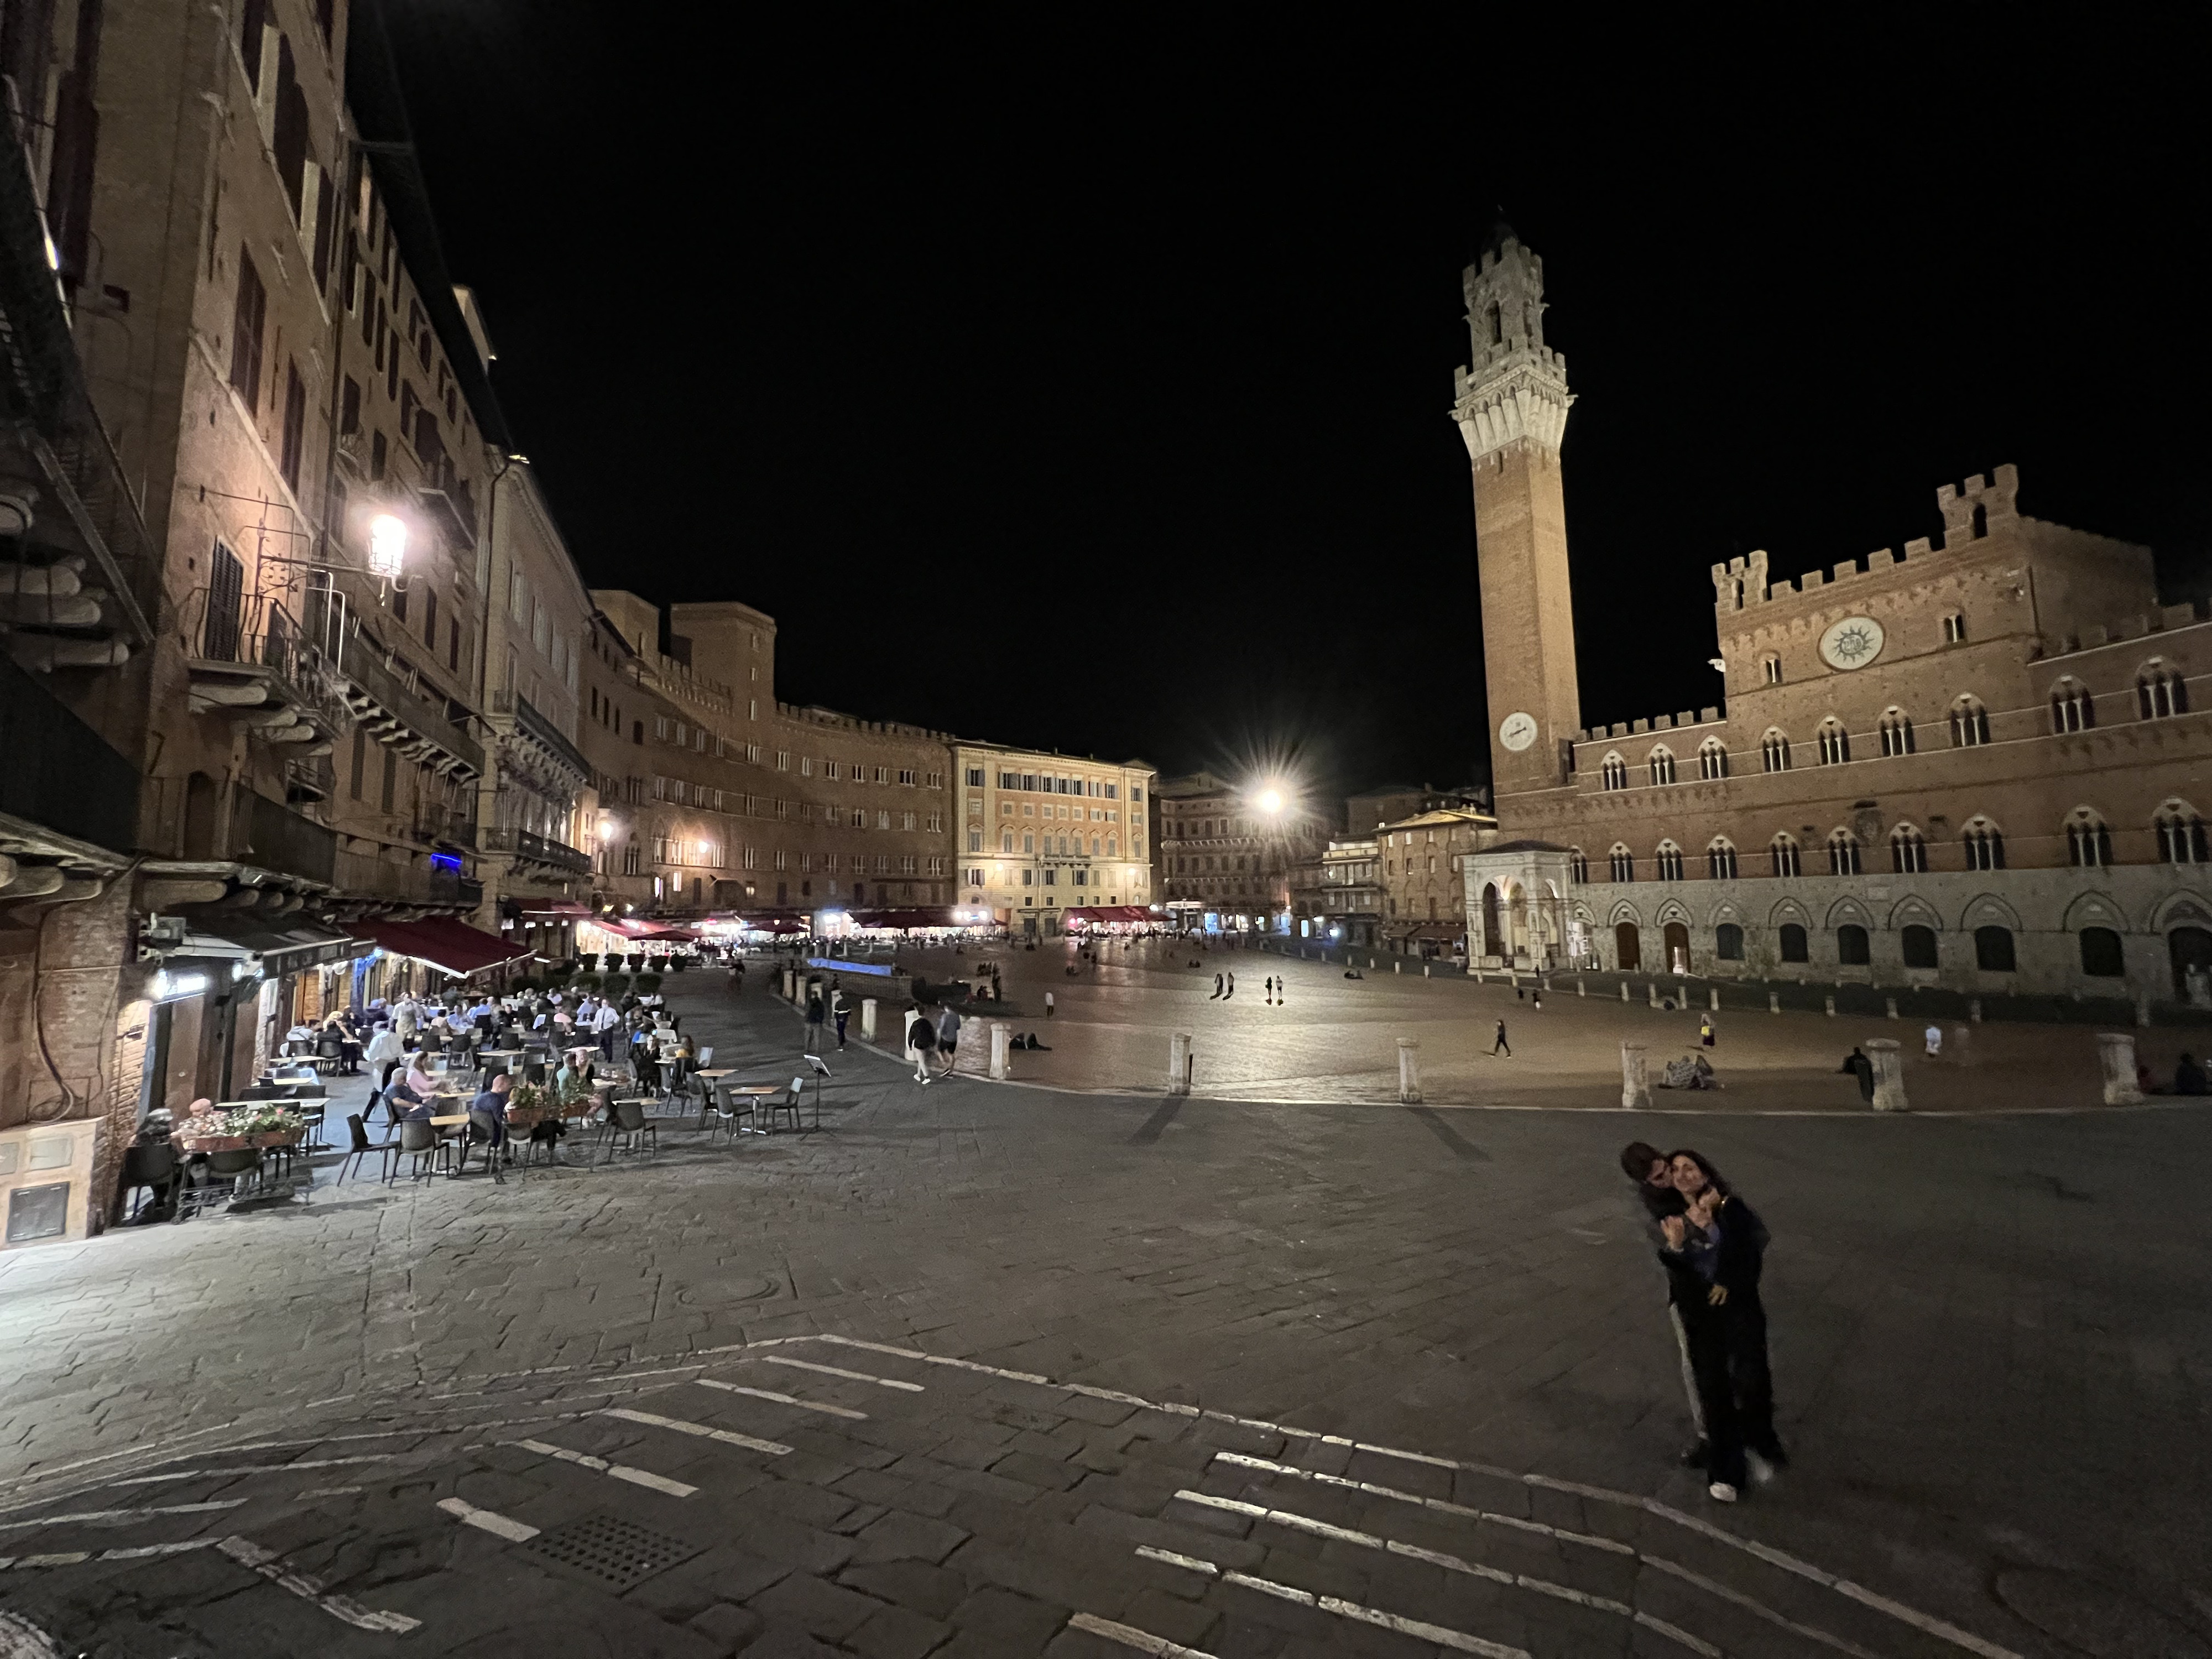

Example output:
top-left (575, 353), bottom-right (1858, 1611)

top-left (1453, 227), bottom-right (1580, 814)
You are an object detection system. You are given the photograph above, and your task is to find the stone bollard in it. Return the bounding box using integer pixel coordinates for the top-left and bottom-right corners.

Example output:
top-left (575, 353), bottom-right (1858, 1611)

top-left (1620, 1043), bottom-right (1651, 1109)
top-left (1397, 1039), bottom-right (1422, 1104)
top-left (2098, 1032), bottom-right (2143, 1105)
top-left (1768, 992), bottom-right (1780, 1014)
top-left (861, 998), bottom-right (878, 1041)
top-left (1510, 971), bottom-right (1519, 990)
top-left (1647, 982), bottom-right (1660, 1008)
top-left (1824, 995), bottom-right (1836, 1017)
top-left (989, 1021), bottom-right (1010, 1080)
top-left (1709, 987), bottom-right (1720, 1011)
top-left (1168, 1031), bottom-right (1193, 1096)
top-left (1620, 980), bottom-right (1630, 1003)
top-left (1577, 977), bottom-right (1586, 998)
top-left (782, 967), bottom-right (796, 1001)
top-left (1394, 959), bottom-right (1402, 974)
top-left (1864, 1038), bottom-right (1908, 1111)
top-left (1969, 999), bottom-right (1983, 1024)
top-left (1423, 963), bottom-right (1431, 978)
top-left (2135, 995), bottom-right (2152, 1029)
top-left (1885, 996), bottom-right (1899, 1020)
top-left (1542, 976), bottom-right (1552, 992)
top-left (1953, 1024), bottom-right (1973, 1065)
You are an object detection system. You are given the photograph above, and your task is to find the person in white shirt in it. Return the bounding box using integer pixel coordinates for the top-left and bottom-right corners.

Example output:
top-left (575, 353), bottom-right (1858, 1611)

top-left (1924, 1024), bottom-right (1943, 1059)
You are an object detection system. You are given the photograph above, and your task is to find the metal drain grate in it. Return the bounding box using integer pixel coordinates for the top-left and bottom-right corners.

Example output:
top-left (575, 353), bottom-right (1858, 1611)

top-left (523, 1513), bottom-right (702, 1589)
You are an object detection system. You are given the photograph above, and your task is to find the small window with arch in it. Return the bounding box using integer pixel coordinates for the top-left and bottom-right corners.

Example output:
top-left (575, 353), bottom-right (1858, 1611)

top-left (2137, 661), bottom-right (2189, 719)
top-left (1761, 728), bottom-right (1792, 773)
top-left (1648, 747), bottom-right (1676, 786)
top-left (1698, 738), bottom-right (1728, 780)
top-left (1600, 752), bottom-right (1628, 791)
top-left (1655, 841), bottom-right (1684, 881)
top-left (1942, 612), bottom-right (1966, 644)
top-left (1706, 838), bottom-right (1738, 880)
top-left (1879, 709), bottom-right (1915, 757)
top-left (1827, 828), bottom-right (1861, 875)
top-left (1761, 654), bottom-right (1782, 685)
top-left (1770, 833), bottom-right (1801, 878)
top-left (1608, 843), bottom-right (1635, 883)
top-left (1567, 847), bottom-right (1589, 884)
top-left (2155, 801), bottom-right (2208, 865)
top-left (1817, 719), bottom-right (1850, 765)
top-left (1889, 824), bottom-right (1928, 874)
top-left (2049, 677), bottom-right (2096, 734)
top-left (2064, 809), bottom-right (2112, 868)
top-left (1949, 696), bottom-right (1991, 747)
top-left (1962, 817), bottom-right (2005, 870)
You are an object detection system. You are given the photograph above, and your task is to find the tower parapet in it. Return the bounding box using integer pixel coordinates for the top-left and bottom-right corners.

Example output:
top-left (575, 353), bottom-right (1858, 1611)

top-left (1451, 231), bottom-right (1574, 463)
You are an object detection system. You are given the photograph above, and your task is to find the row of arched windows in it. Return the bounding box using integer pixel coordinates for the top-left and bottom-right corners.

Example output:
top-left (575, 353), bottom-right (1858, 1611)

top-left (1566, 804), bottom-right (2206, 883)
top-left (1595, 663), bottom-right (2193, 791)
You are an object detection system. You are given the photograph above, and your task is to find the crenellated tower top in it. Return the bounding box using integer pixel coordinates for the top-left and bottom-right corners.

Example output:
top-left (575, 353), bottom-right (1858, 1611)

top-left (1451, 227), bottom-right (1574, 463)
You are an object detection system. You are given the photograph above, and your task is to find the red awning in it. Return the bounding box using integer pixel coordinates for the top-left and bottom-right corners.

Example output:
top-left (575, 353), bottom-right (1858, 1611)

top-left (521, 901), bottom-right (593, 918)
top-left (1062, 905), bottom-right (1155, 925)
top-left (360, 917), bottom-right (532, 977)
top-left (740, 916), bottom-right (810, 935)
top-left (596, 916), bottom-right (685, 940)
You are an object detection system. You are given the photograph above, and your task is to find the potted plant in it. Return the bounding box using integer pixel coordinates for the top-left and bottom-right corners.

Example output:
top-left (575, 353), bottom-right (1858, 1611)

top-left (600, 973), bottom-right (630, 997)
top-left (634, 972), bottom-right (664, 994)
top-left (574, 972), bottom-right (603, 994)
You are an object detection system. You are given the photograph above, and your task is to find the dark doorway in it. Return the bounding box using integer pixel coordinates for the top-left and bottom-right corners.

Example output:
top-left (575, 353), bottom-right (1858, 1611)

top-left (1975, 926), bottom-right (2017, 972)
top-left (1779, 923), bottom-right (1809, 963)
top-left (1481, 883), bottom-right (1501, 958)
top-left (1615, 921), bottom-right (1641, 970)
top-left (1901, 925), bottom-right (1939, 969)
top-left (2168, 926), bottom-right (2212, 995)
top-left (1663, 921), bottom-right (1690, 973)
top-left (1838, 924), bottom-right (1871, 966)
top-left (1715, 923), bottom-right (1743, 960)
top-left (2079, 927), bottom-right (2124, 978)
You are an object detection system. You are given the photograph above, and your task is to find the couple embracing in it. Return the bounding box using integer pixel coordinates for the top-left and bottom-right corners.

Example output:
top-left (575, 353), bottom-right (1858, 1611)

top-left (1620, 1141), bottom-right (1787, 1503)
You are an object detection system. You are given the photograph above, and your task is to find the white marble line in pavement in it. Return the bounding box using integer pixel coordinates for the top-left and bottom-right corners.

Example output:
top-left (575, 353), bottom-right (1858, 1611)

top-left (114, 1455), bottom-right (399, 1486)
top-left (1065, 1610), bottom-right (1220, 1657)
top-left (2, 1539), bottom-right (222, 1572)
top-left (509, 1439), bottom-right (696, 1498)
top-left (692, 1379), bottom-right (868, 1420)
top-left (596, 1408), bottom-right (791, 1457)
top-left (216, 1535), bottom-right (422, 1632)
top-left (1174, 1490), bottom-right (1721, 1659)
top-left (1133, 1545), bottom-right (1530, 1659)
top-left (807, 1333), bottom-right (2021, 1659)
top-left (0, 1501), bottom-right (244, 1532)
top-left (753, 1354), bottom-right (925, 1391)
top-left (1211, 1452), bottom-right (1879, 1659)
top-left (436, 1497), bottom-right (538, 1542)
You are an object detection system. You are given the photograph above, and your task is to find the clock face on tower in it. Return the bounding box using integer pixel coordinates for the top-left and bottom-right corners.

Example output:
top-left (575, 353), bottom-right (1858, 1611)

top-left (1498, 711), bottom-right (1538, 752)
top-left (1818, 615), bottom-right (1885, 671)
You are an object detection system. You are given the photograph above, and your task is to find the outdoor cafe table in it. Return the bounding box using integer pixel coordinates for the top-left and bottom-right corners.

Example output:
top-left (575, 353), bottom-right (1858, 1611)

top-left (714, 1082), bottom-right (782, 1135)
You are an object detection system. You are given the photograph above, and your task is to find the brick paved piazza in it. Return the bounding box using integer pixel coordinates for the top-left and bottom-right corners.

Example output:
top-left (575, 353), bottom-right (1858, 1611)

top-left (2, 971), bottom-right (2209, 1657)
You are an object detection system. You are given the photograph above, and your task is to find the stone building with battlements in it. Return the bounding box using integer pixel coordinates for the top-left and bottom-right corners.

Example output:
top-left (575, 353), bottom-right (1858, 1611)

top-left (1454, 229), bottom-right (2212, 1005)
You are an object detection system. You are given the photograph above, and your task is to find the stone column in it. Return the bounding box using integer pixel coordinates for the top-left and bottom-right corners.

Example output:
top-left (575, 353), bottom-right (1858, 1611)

top-left (1767, 992), bottom-right (1780, 1014)
top-left (1394, 959), bottom-right (1401, 974)
top-left (2098, 1032), bottom-right (2143, 1105)
top-left (1422, 963), bottom-right (1431, 978)
top-left (1397, 1039), bottom-right (1422, 1104)
top-left (1647, 982), bottom-right (1659, 1008)
top-left (860, 998), bottom-right (877, 1041)
top-left (1864, 1037), bottom-right (1907, 1111)
top-left (1620, 1043), bottom-right (1650, 1109)
top-left (1885, 996), bottom-right (1899, 1019)
top-left (1824, 995), bottom-right (1836, 1016)
top-left (1168, 1031), bottom-right (1192, 1096)
top-left (989, 1021), bottom-right (1009, 1080)
top-left (1709, 987), bottom-right (1720, 1011)
top-left (1620, 980), bottom-right (1630, 1002)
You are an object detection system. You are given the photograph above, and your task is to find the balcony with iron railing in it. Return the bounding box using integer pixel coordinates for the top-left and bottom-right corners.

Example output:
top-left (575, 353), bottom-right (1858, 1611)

top-left (315, 596), bottom-right (485, 780)
top-left (481, 825), bottom-right (592, 875)
top-left (488, 688), bottom-right (590, 780)
top-left (181, 587), bottom-right (346, 747)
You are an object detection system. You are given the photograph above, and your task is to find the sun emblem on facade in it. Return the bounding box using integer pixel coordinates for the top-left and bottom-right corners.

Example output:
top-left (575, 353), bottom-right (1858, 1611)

top-left (1818, 615), bottom-right (1885, 671)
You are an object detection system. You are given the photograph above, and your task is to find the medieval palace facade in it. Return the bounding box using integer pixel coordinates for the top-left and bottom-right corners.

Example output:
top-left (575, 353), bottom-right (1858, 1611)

top-left (1455, 232), bottom-right (2212, 1006)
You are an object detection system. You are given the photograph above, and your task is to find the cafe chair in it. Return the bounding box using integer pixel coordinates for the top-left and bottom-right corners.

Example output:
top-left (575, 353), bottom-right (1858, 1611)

top-left (601, 1098), bottom-right (658, 1162)
top-left (765, 1076), bottom-right (806, 1134)
top-left (121, 1142), bottom-right (179, 1221)
top-left (180, 1147), bottom-right (262, 1218)
top-left (392, 1120), bottom-right (448, 1184)
top-left (705, 1078), bottom-right (754, 1142)
top-left (336, 1114), bottom-right (398, 1185)
top-left (463, 1110), bottom-right (509, 1184)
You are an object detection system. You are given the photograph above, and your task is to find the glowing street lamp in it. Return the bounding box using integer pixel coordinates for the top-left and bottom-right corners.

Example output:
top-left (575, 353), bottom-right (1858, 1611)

top-left (367, 513), bottom-right (409, 581)
top-left (1257, 787), bottom-right (1284, 816)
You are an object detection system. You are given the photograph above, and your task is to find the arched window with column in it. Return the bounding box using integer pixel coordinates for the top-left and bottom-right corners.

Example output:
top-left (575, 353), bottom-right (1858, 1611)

top-left (1707, 838), bottom-right (1738, 880)
top-left (1963, 817), bottom-right (2005, 870)
top-left (1698, 739), bottom-right (1728, 780)
top-left (1827, 828), bottom-right (1861, 875)
top-left (1648, 747), bottom-right (1676, 786)
top-left (2049, 677), bottom-right (2096, 733)
top-left (1609, 843), bottom-right (1635, 883)
top-left (2137, 660), bottom-right (2189, 719)
top-left (1950, 696), bottom-right (1991, 747)
top-left (2065, 809), bottom-right (2112, 868)
top-left (1600, 752), bottom-right (1628, 790)
top-left (1889, 823), bottom-right (1928, 873)
top-left (1770, 833), bottom-right (1801, 878)
top-left (1655, 841), bottom-right (1684, 881)
top-left (1879, 708), bottom-right (1916, 756)
top-left (1817, 719), bottom-right (1850, 765)
top-left (1761, 728), bottom-right (1792, 772)
top-left (2155, 800), bottom-right (2208, 864)
top-left (1568, 847), bottom-right (1589, 884)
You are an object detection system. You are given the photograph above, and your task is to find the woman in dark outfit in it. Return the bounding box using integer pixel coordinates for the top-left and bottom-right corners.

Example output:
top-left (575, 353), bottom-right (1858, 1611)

top-left (1657, 1149), bottom-right (1784, 1501)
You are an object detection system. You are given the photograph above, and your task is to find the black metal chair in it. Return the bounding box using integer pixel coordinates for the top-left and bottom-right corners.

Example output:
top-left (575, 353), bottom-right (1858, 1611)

top-left (121, 1142), bottom-right (179, 1220)
top-left (765, 1076), bottom-right (806, 1134)
top-left (180, 1147), bottom-right (262, 1218)
top-left (314, 1030), bottom-right (347, 1074)
top-left (600, 1098), bottom-right (658, 1162)
top-left (336, 1114), bottom-right (397, 1185)
top-left (463, 1109), bottom-right (510, 1183)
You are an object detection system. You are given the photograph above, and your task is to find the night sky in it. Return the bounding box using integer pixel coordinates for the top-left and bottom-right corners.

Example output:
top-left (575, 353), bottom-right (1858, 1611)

top-left (375, 10), bottom-right (2205, 805)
